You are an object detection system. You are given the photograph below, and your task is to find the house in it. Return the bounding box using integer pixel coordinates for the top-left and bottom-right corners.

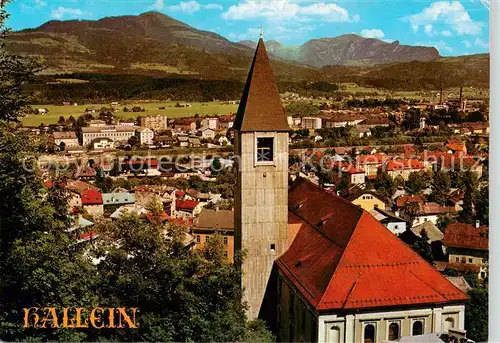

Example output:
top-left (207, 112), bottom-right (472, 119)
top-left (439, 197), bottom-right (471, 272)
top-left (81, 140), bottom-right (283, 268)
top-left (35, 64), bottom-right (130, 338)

top-left (369, 207), bottom-right (407, 235)
top-left (73, 166), bottom-right (97, 180)
top-left (360, 117), bottom-right (393, 128)
top-left (444, 222), bottom-right (488, 279)
top-left (384, 159), bottom-right (425, 180)
top-left (218, 115), bottom-right (235, 129)
top-left (323, 114), bottom-right (366, 128)
top-left (356, 125), bottom-right (372, 138)
top-left (92, 137), bottom-right (114, 150)
top-left (53, 131), bottom-right (79, 148)
top-left (201, 117), bottom-right (219, 130)
top-left (172, 198), bottom-right (205, 218)
top-left (188, 137), bottom-right (201, 147)
top-left (136, 127), bottom-right (154, 145)
top-left (199, 127), bottom-right (216, 139)
top-left (343, 188), bottom-right (386, 211)
top-left (140, 115), bottom-right (167, 131)
top-left (341, 165), bottom-right (366, 185)
top-left (102, 192), bottom-right (136, 207)
top-left (301, 117), bottom-right (322, 130)
top-left (395, 195), bottom-right (424, 209)
top-left (411, 202), bottom-right (455, 227)
top-left (410, 221), bottom-right (444, 243)
top-left (191, 209), bottom-right (234, 261)
top-left (81, 125), bottom-right (138, 146)
top-left (81, 188), bottom-right (104, 217)
top-left (263, 178), bottom-right (468, 342)
top-left (357, 153), bottom-right (390, 178)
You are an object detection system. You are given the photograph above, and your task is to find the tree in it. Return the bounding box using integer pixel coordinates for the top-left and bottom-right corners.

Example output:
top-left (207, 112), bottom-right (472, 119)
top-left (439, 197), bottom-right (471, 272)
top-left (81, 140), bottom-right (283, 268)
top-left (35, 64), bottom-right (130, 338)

top-left (406, 172), bottom-right (424, 194)
top-left (285, 101), bottom-right (320, 118)
top-left (128, 135), bottom-right (139, 147)
top-left (402, 108), bottom-right (421, 131)
top-left (475, 186), bottom-right (489, 226)
top-left (95, 167), bottom-right (113, 192)
top-left (411, 229), bottom-right (434, 263)
top-left (59, 141), bottom-right (66, 152)
top-left (57, 115), bottom-right (66, 125)
top-left (430, 170), bottom-right (451, 205)
top-left (459, 171), bottom-right (478, 224)
top-left (466, 111), bottom-right (486, 122)
top-left (211, 157), bottom-right (222, 176)
top-left (465, 287), bottom-right (488, 342)
top-left (403, 201), bottom-right (420, 226)
top-left (374, 172), bottom-right (396, 201)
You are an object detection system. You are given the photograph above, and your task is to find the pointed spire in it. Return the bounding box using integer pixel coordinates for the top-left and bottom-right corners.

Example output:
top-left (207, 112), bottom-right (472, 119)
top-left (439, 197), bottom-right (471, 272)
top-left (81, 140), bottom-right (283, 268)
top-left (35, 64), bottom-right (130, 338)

top-left (233, 39), bottom-right (290, 132)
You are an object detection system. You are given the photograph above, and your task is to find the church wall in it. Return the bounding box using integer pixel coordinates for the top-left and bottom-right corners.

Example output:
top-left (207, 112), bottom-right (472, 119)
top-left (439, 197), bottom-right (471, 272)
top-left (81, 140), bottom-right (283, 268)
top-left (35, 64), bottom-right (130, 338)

top-left (235, 131), bottom-right (289, 320)
top-left (317, 305), bottom-right (465, 343)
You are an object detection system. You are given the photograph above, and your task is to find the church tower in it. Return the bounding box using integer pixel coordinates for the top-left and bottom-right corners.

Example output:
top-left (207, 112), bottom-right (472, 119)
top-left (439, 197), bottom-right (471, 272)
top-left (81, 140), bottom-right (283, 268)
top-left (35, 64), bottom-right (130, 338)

top-left (234, 38), bottom-right (290, 319)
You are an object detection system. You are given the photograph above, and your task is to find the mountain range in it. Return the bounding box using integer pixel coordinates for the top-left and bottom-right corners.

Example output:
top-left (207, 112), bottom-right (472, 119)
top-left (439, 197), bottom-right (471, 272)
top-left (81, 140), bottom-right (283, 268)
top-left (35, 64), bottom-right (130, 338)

top-left (239, 36), bottom-right (439, 68)
top-left (6, 11), bottom-right (489, 89)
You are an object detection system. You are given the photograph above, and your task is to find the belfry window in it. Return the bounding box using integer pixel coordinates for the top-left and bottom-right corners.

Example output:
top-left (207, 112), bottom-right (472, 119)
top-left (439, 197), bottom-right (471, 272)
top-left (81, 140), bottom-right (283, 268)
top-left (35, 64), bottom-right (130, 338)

top-left (257, 137), bottom-right (274, 162)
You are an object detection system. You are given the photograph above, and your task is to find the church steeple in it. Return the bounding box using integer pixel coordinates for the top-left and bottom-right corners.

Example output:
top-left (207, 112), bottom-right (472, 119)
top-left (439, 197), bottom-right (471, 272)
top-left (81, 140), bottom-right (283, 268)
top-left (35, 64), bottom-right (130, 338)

top-left (233, 38), bottom-right (290, 132)
top-left (234, 37), bottom-right (290, 320)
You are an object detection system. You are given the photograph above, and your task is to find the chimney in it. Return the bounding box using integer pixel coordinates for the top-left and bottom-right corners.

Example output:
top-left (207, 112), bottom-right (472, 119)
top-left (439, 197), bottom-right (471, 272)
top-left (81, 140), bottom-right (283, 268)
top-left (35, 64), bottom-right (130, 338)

top-left (476, 220), bottom-right (480, 228)
top-left (395, 210), bottom-right (400, 217)
top-left (439, 86), bottom-right (444, 105)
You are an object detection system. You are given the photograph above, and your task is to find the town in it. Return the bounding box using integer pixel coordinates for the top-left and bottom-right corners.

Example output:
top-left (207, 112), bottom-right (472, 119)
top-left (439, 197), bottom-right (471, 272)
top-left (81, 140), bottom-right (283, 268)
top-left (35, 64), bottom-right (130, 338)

top-left (0, 1), bottom-right (490, 343)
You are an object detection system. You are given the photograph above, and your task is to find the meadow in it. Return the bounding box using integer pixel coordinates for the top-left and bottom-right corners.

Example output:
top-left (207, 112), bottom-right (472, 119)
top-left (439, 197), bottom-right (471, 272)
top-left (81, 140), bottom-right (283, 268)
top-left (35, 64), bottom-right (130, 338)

top-left (23, 101), bottom-right (239, 126)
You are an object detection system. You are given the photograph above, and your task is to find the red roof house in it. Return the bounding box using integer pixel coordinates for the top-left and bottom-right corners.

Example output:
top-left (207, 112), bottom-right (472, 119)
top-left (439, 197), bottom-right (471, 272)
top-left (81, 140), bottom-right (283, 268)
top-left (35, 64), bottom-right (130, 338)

top-left (444, 223), bottom-right (488, 251)
top-left (81, 189), bottom-right (103, 205)
top-left (276, 178), bottom-right (468, 312)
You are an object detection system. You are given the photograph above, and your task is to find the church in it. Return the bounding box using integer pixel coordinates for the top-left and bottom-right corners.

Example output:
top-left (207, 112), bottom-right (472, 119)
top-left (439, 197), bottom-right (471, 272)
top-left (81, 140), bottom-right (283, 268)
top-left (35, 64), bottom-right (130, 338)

top-left (233, 38), bottom-right (469, 342)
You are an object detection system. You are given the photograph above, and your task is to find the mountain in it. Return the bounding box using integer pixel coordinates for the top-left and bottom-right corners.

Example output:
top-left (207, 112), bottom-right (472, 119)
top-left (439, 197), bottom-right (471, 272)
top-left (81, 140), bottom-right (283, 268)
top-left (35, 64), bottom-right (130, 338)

top-left (5, 12), bottom-right (489, 90)
top-left (239, 34), bottom-right (440, 67)
top-left (7, 11), bottom-right (317, 81)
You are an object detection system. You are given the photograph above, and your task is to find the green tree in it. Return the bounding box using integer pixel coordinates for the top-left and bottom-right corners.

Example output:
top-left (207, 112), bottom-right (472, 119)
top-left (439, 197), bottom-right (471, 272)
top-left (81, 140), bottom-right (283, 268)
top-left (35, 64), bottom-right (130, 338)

top-left (211, 157), bottom-right (222, 176)
top-left (59, 141), bottom-right (66, 152)
top-left (128, 135), bottom-right (139, 147)
top-left (95, 167), bottom-right (113, 192)
top-left (403, 201), bottom-right (420, 226)
top-left (374, 172), bottom-right (396, 201)
top-left (405, 172), bottom-right (424, 194)
top-left (459, 171), bottom-right (478, 224)
top-left (430, 170), bottom-right (451, 205)
top-left (285, 101), bottom-right (320, 118)
top-left (411, 229), bottom-right (434, 263)
top-left (465, 287), bottom-right (488, 342)
top-left (475, 186), bottom-right (489, 226)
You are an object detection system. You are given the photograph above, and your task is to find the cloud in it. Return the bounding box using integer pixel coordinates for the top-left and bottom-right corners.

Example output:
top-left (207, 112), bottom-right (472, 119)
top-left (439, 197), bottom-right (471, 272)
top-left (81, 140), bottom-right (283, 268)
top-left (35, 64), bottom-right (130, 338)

top-left (204, 3), bottom-right (223, 10)
top-left (464, 40), bottom-right (472, 48)
top-left (166, 1), bottom-right (223, 13)
top-left (228, 23), bottom-right (314, 42)
top-left (168, 1), bottom-right (201, 13)
top-left (402, 1), bottom-right (483, 35)
top-left (415, 40), bottom-right (452, 52)
top-left (360, 29), bottom-right (385, 39)
top-left (424, 24), bottom-right (434, 35)
top-left (51, 7), bottom-right (85, 20)
top-left (474, 38), bottom-right (488, 48)
top-left (441, 30), bottom-right (452, 36)
top-left (150, 0), bottom-right (164, 11)
top-left (35, 0), bottom-right (47, 8)
top-left (222, 0), bottom-right (358, 23)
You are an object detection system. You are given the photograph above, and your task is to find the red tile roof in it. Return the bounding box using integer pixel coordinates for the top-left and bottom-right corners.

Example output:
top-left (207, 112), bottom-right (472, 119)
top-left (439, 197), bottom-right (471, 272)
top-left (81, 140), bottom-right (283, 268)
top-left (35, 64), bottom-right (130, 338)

top-left (357, 153), bottom-right (390, 165)
top-left (233, 39), bottom-right (289, 132)
top-left (176, 199), bottom-right (199, 211)
top-left (385, 159), bottom-right (424, 171)
top-left (341, 165), bottom-right (365, 174)
top-left (444, 223), bottom-right (488, 251)
top-left (419, 202), bottom-right (455, 215)
top-left (277, 178), bottom-right (467, 311)
top-left (396, 195), bottom-right (424, 208)
top-left (81, 189), bottom-right (103, 205)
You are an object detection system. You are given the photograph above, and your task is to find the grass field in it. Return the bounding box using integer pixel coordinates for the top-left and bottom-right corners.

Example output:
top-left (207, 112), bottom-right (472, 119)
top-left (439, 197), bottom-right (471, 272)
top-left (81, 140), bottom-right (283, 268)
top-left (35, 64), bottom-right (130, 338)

top-left (23, 101), bottom-right (239, 126)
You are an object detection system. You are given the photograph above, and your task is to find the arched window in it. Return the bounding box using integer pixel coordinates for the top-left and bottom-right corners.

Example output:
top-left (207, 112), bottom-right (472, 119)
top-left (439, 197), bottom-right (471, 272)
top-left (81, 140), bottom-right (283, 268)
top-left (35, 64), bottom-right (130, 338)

top-left (364, 324), bottom-right (375, 343)
top-left (329, 326), bottom-right (340, 343)
top-left (388, 323), bottom-right (400, 340)
top-left (444, 318), bottom-right (455, 332)
top-left (412, 320), bottom-right (423, 336)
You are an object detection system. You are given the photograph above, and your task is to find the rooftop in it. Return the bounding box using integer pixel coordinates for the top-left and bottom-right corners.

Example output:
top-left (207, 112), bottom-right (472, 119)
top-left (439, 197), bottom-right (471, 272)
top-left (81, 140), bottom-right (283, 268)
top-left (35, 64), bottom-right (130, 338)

top-left (277, 178), bottom-right (468, 312)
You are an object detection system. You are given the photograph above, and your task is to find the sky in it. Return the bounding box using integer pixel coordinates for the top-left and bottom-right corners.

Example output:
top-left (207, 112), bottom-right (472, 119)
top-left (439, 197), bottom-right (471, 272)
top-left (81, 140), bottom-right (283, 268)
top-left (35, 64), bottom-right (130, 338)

top-left (5, 0), bottom-right (490, 56)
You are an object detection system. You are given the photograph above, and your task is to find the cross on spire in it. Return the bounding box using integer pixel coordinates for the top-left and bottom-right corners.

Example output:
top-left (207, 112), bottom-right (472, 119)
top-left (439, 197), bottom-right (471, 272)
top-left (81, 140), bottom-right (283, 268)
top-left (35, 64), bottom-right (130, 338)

top-left (259, 24), bottom-right (263, 39)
